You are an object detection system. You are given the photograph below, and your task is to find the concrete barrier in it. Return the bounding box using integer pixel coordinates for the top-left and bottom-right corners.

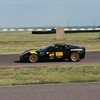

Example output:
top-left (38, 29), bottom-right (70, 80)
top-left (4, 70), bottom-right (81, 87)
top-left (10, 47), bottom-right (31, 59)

top-left (56, 27), bottom-right (64, 39)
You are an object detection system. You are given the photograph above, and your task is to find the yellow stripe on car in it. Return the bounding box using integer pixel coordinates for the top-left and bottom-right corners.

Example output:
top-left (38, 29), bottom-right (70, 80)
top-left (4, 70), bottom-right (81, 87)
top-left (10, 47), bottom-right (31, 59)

top-left (29, 51), bottom-right (37, 54)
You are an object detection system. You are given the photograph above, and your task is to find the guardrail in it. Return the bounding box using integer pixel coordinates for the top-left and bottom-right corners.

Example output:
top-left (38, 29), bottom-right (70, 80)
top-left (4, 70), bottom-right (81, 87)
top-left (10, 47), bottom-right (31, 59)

top-left (0, 27), bottom-right (100, 32)
top-left (0, 28), bottom-right (52, 31)
top-left (64, 28), bottom-right (100, 31)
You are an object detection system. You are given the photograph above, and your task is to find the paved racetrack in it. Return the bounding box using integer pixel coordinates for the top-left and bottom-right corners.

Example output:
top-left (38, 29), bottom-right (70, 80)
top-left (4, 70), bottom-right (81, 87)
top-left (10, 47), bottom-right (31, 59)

top-left (0, 52), bottom-right (100, 100)
top-left (0, 82), bottom-right (100, 100)
top-left (0, 52), bottom-right (100, 67)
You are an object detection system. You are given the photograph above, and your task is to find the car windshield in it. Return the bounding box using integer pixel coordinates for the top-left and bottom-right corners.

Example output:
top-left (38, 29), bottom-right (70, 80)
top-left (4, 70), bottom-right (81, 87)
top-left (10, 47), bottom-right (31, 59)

top-left (42, 45), bottom-right (52, 51)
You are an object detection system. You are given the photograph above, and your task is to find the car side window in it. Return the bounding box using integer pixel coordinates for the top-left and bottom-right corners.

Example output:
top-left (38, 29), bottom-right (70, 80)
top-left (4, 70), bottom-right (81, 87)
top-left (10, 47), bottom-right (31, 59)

top-left (65, 45), bottom-right (68, 49)
top-left (54, 46), bottom-right (65, 51)
top-left (46, 45), bottom-right (66, 52)
top-left (47, 47), bottom-right (54, 52)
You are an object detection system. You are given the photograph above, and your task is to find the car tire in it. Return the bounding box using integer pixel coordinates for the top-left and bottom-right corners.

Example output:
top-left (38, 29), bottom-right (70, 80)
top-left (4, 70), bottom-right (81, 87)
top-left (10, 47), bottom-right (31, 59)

top-left (29, 54), bottom-right (38, 63)
top-left (70, 52), bottom-right (80, 62)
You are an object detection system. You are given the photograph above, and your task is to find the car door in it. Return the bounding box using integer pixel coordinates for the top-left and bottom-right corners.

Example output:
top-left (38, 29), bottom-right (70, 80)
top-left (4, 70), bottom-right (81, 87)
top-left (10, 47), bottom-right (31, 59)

top-left (53, 45), bottom-right (64, 59)
top-left (45, 46), bottom-right (63, 59)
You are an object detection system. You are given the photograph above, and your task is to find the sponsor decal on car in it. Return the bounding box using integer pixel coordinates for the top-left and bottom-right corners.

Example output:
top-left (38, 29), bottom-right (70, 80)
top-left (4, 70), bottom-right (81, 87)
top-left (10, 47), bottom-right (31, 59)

top-left (71, 49), bottom-right (83, 51)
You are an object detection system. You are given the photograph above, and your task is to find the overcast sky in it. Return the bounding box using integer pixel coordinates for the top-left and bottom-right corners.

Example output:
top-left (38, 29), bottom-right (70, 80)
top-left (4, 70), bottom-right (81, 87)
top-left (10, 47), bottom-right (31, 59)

top-left (0, 0), bottom-right (100, 28)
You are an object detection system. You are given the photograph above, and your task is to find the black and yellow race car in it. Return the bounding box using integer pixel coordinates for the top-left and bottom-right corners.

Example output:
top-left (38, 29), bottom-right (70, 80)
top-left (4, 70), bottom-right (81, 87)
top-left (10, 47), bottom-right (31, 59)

top-left (19, 43), bottom-right (85, 63)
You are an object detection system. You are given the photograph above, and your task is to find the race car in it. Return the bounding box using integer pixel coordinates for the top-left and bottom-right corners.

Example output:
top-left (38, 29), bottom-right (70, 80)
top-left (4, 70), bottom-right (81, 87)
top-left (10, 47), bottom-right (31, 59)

top-left (19, 43), bottom-right (85, 63)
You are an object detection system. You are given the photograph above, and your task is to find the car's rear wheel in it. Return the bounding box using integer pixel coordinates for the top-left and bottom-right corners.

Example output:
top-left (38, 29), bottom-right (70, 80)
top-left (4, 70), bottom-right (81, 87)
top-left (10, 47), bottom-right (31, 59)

top-left (70, 52), bottom-right (80, 62)
top-left (29, 54), bottom-right (38, 63)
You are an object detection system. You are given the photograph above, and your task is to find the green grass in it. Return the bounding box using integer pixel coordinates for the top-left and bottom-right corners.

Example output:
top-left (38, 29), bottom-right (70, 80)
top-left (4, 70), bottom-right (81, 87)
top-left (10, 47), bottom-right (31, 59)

top-left (0, 32), bottom-right (99, 86)
top-left (0, 32), bottom-right (100, 54)
top-left (0, 64), bottom-right (100, 86)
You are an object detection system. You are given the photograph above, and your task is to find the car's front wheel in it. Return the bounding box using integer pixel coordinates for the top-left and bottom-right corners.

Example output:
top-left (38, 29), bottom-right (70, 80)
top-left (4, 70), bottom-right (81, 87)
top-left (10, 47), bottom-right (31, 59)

top-left (70, 52), bottom-right (80, 62)
top-left (29, 54), bottom-right (38, 63)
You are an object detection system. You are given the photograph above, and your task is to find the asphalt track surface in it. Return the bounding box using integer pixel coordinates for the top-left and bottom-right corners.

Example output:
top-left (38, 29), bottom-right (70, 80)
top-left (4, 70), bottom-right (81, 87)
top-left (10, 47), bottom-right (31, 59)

top-left (0, 52), bottom-right (100, 100)
top-left (0, 82), bottom-right (100, 100)
top-left (0, 52), bottom-right (100, 68)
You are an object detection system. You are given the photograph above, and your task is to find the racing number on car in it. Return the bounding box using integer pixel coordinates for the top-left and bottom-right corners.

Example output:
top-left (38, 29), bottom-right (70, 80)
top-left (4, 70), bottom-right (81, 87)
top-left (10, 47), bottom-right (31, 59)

top-left (55, 52), bottom-right (63, 58)
top-left (49, 52), bottom-right (63, 59)
top-left (49, 52), bottom-right (54, 59)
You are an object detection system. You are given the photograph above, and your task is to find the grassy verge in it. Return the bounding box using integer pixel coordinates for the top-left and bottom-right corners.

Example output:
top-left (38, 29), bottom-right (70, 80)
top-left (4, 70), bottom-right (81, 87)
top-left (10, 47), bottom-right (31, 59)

top-left (0, 32), bottom-right (100, 54)
top-left (0, 64), bottom-right (100, 86)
